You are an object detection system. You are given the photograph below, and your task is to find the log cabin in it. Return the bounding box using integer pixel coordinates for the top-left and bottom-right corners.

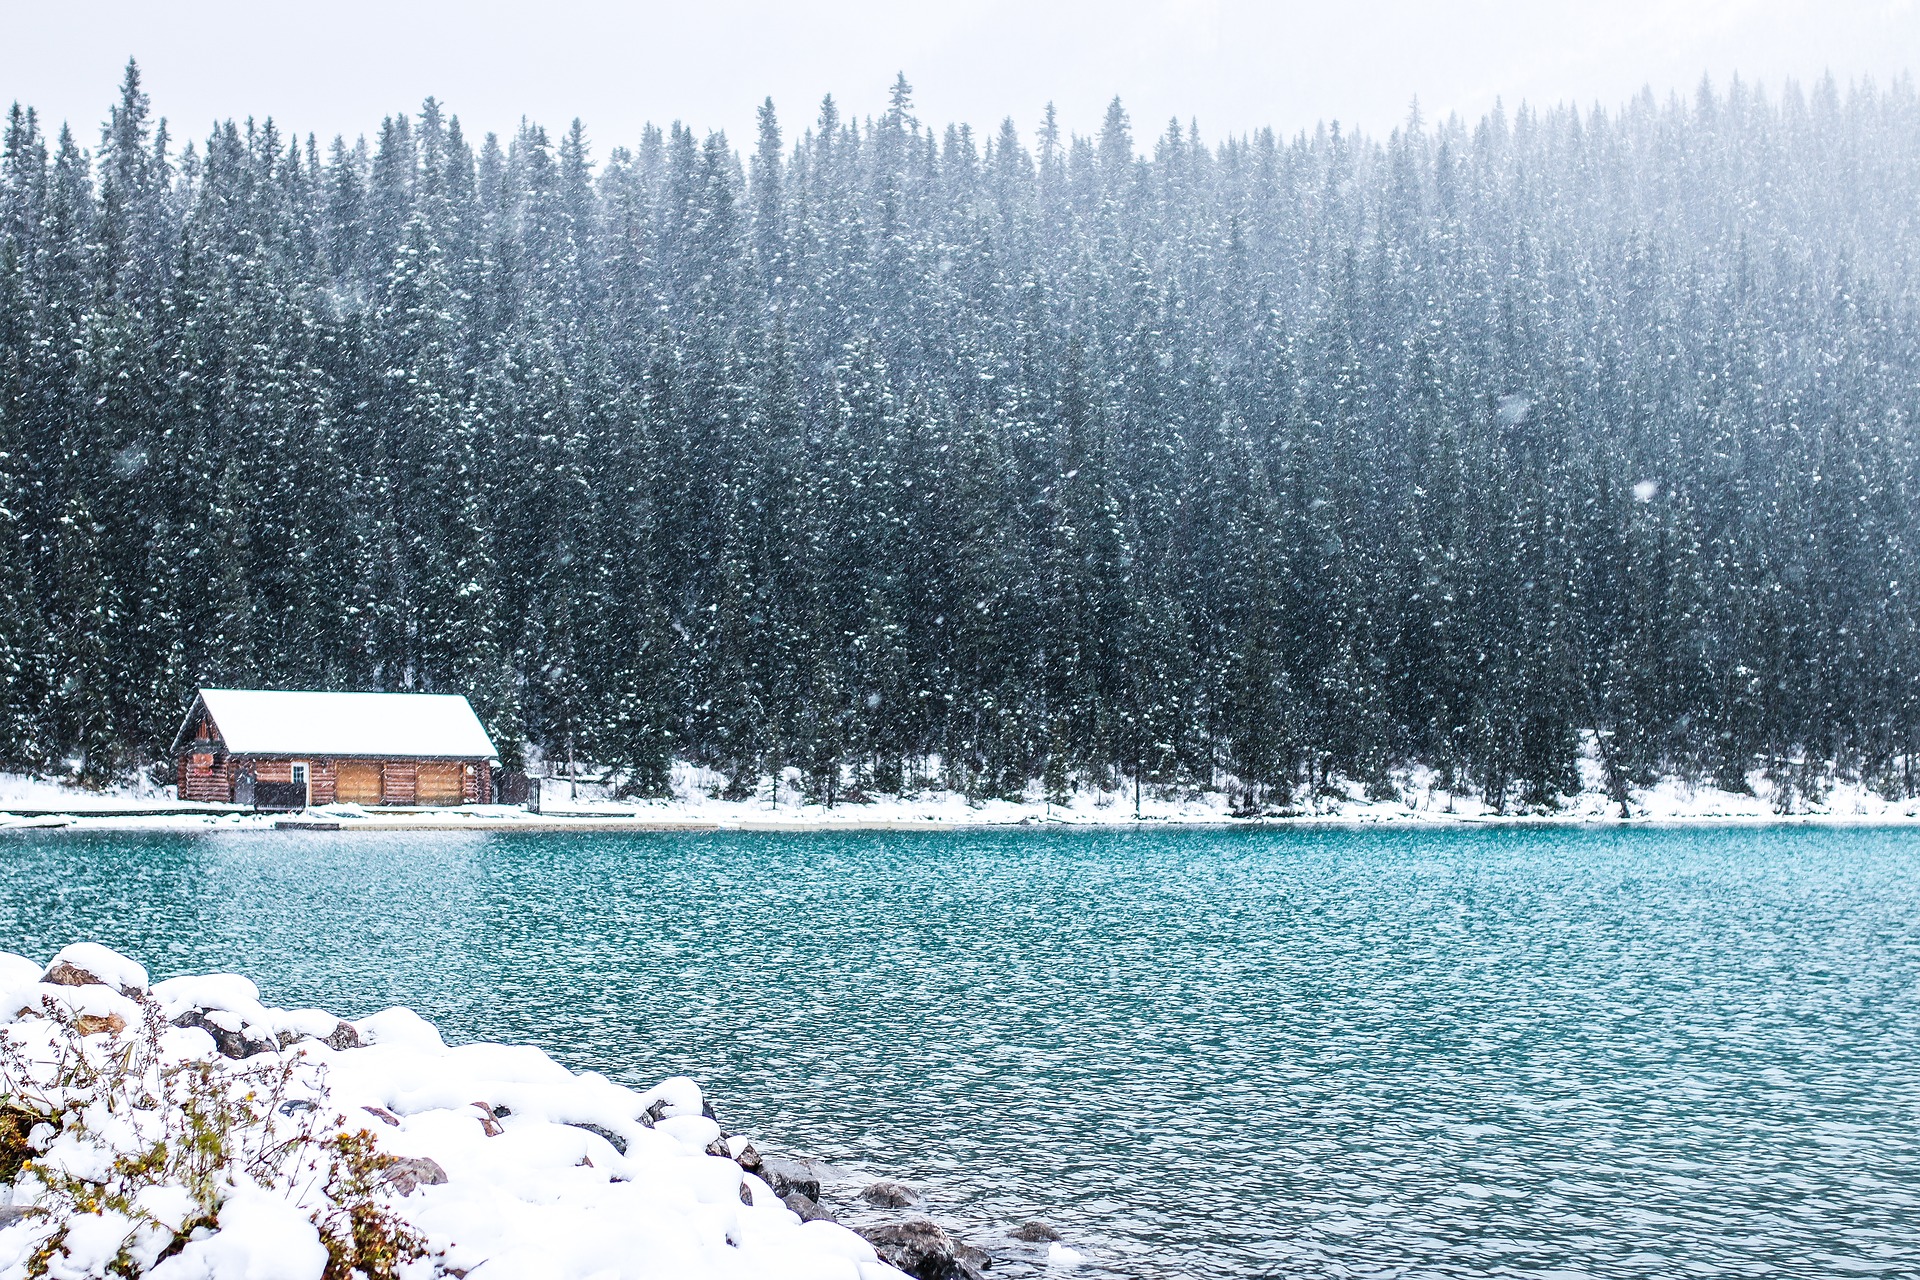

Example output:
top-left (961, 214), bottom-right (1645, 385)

top-left (170, 689), bottom-right (498, 810)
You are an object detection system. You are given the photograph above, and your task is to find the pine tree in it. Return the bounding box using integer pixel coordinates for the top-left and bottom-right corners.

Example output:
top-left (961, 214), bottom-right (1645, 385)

top-left (0, 417), bottom-right (48, 765)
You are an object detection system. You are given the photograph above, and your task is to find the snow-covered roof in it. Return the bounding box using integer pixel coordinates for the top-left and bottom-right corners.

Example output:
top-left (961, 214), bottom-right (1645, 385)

top-left (179, 689), bottom-right (497, 760)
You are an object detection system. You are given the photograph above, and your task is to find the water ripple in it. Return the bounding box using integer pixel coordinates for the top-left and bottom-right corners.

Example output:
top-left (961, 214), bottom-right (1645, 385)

top-left (2, 824), bottom-right (1916, 1278)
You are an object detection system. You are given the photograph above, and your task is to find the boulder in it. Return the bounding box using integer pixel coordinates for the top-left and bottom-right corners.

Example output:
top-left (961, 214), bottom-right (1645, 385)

top-left (379, 1155), bottom-right (448, 1197)
top-left (42, 960), bottom-right (113, 990)
top-left (638, 1075), bottom-right (706, 1124)
top-left (322, 1021), bottom-right (360, 1051)
top-left (858, 1221), bottom-right (986, 1280)
top-left (41, 945), bottom-right (147, 998)
top-left (73, 1012), bottom-right (127, 1037)
top-left (1008, 1221), bottom-right (1060, 1243)
top-left (566, 1122), bottom-right (629, 1156)
top-left (170, 1008), bottom-right (277, 1059)
top-left (782, 1190), bottom-right (835, 1223)
top-left (729, 1139), bottom-right (764, 1177)
top-left (759, 1157), bottom-right (822, 1202)
top-left (862, 1179), bottom-right (921, 1208)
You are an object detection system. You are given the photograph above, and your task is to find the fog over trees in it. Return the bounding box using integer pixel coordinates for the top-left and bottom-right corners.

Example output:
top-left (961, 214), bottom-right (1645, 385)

top-left (2, 64), bottom-right (1916, 808)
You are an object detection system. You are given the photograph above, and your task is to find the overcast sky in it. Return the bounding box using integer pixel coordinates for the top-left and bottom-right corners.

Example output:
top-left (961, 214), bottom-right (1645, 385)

top-left (3, 0), bottom-right (1916, 157)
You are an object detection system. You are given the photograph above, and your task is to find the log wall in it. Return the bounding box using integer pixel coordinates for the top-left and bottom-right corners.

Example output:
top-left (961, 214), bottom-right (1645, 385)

top-left (380, 761), bottom-right (417, 806)
top-left (177, 753), bottom-right (233, 803)
top-left (174, 754), bottom-right (489, 806)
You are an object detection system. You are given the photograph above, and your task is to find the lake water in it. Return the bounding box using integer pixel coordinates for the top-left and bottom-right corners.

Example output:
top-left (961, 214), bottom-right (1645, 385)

top-left (2, 824), bottom-right (1917, 1278)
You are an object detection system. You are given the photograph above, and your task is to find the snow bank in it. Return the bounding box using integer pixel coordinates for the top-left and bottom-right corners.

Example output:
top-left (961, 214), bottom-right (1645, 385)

top-left (425, 757), bottom-right (1920, 828)
top-left (8, 753), bottom-right (1919, 832)
top-left (0, 945), bottom-right (909, 1280)
top-left (0, 770), bottom-right (185, 814)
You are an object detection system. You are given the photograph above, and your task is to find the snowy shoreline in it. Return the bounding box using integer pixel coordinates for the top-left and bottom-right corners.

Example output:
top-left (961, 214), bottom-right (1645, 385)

top-left (1, 944), bottom-right (1048, 1279)
top-left (3, 761), bottom-right (1919, 833)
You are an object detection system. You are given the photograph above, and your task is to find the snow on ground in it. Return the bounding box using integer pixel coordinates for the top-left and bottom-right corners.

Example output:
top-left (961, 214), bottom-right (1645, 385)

top-left (615, 758), bottom-right (1920, 826)
top-left (3, 756), bottom-right (1918, 832)
top-left (0, 943), bottom-right (912, 1280)
top-left (0, 770), bottom-right (198, 813)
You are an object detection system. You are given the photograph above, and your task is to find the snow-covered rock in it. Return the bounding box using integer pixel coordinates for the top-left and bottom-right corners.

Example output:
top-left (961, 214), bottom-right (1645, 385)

top-left (860, 1220), bottom-right (984, 1280)
top-left (0, 943), bottom-right (920, 1280)
top-left (152, 974), bottom-right (360, 1059)
top-left (44, 942), bottom-right (149, 995)
top-left (5, 979), bottom-right (144, 1036)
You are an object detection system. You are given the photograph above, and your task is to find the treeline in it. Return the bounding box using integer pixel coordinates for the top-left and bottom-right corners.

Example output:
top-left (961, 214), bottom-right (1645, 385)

top-left (2, 64), bottom-right (1917, 808)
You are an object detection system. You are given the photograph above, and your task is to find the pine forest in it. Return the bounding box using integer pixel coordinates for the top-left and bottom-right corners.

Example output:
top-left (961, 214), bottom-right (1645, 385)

top-left (2, 64), bottom-right (1918, 810)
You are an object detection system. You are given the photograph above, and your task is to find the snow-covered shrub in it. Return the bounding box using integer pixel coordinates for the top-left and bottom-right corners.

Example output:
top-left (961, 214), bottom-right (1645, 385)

top-left (310, 1130), bottom-right (428, 1280)
top-left (0, 987), bottom-right (422, 1278)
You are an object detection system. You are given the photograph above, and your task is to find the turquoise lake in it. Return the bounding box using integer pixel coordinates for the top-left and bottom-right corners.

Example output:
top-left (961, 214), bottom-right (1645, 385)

top-left (2, 824), bottom-right (1917, 1277)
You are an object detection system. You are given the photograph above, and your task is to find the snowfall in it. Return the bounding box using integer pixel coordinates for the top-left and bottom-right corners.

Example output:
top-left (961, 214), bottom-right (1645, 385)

top-left (0, 943), bottom-right (915, 1280)
top-left (2, 748), bottom-right (1918, 832)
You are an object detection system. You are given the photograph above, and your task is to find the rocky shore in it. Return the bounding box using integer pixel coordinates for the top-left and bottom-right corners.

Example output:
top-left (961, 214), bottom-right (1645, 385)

top-left (0, 944), bottom-right (1072, 1279)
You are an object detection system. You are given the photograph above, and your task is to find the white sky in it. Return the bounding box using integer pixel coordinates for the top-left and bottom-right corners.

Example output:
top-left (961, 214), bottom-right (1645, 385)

top-left (3, 0), bottom-right (1915, 157)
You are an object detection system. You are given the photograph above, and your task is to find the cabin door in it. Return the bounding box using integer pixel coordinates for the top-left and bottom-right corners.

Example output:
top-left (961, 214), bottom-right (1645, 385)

top-left (416, 762), bottom-right (465, 806)
top-left (336, 760), bottom-right (383, 806)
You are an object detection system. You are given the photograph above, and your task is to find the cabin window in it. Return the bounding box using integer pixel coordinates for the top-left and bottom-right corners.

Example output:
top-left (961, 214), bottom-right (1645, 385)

top-left (290, 762), bottom-right (309, 788)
